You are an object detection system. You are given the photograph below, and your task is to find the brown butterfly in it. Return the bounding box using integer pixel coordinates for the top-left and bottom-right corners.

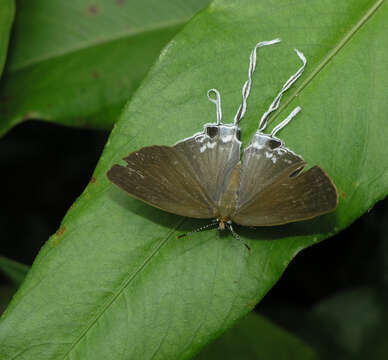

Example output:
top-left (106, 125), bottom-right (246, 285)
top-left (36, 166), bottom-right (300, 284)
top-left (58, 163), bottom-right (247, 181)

top-left (107, 39), bottom-right (338, 249)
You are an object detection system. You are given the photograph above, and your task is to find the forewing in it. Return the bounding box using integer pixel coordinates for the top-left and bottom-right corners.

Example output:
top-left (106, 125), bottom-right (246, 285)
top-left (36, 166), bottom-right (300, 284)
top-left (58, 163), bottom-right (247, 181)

top-left (173, 126), bottom-right (241, 207)
top-left (107, 125), bottom-right (241, 219)
top-left (107, 145), bottom-right (216, 218)
top-left (233, 165), bottom-right (338, 226)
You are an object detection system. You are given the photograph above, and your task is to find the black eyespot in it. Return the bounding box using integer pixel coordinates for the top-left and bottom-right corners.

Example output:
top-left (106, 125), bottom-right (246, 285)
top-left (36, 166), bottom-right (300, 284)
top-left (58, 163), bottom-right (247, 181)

top-left (268, 139), bottom-right (281, 149)
top-left (206, 126), bottom-right (219, 138)
top-left (289, 166), bottom-right (305, 178)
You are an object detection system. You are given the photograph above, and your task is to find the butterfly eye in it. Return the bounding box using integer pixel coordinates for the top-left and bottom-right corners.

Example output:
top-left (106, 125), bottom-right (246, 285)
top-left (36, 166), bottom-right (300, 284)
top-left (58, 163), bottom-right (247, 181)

top-left (268, 139), bottom-right (281, 149)
top-left (206, 126), bottom-right (219, 138)
top-left (289, 165), bottom-right (305, 178)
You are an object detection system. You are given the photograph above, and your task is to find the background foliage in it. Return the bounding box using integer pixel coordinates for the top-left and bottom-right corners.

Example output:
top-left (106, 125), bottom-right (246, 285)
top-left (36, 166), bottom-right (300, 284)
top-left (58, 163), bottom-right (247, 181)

top-left (0, 0), bottom-right (210, 135)
top-left (1, 0), bottom-right (388, 359)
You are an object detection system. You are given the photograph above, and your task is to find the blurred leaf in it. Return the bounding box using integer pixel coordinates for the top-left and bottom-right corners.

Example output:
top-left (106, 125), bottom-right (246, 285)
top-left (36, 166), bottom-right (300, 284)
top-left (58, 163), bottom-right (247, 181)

top-left (195, 312), bottom-right (317, 360)
top-left (0, 0), bottom-right (14, 78)
top-left (0, 285), bottom-right (16, 316)
top-left (1, 0), bottom-right (388, 359)
top-left (0, 256), bottom-right (28, 286)
top-left (261, 287), bottom-right (388, 360)
top-left (0, 257), bottom-right (27, 316)
top-left (0, 0), bottom-right (210, 136)
top-left (310, 287), bottom-right (388, 360)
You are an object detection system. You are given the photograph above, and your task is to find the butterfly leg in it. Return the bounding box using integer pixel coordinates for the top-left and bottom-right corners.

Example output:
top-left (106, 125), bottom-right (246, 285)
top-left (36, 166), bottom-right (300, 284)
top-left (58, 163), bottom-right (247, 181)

top-left (226, 222), bottom-right (251, 251)
top-left (177, 221), bottom-right (218, 239)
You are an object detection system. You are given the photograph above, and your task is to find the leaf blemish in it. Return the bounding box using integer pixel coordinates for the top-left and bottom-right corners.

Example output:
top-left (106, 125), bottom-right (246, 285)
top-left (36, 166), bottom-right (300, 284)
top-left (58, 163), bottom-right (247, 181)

top-left (115, 0), bottom-right (126, 6)
top-left (340, 191), bottom-right (347, 199)
top-left (247, 300), bottom-right (255, 310)
top-left (88, 5), bottom-right (99, 15)
top-left (53, 226), bottom-right (67, 247)
top-left (91, 71), bottom-right (100, 79)
top-left (90, 176), bottom-right (98, 185)
top-left (22, 113), bottom-right (32, 121)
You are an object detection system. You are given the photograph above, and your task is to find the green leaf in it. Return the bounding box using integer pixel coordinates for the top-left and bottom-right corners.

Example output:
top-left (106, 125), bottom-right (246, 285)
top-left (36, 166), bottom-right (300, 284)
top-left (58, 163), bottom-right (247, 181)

top-left (0, 0), bottom-right (210, 136)
top-left (0, 256), bottom-right (28, 286)
top-left (0, 0), bottom-right (14, 78)
top-left (194, 312), bottom-right (317, 360)
top-left (1, 0), bottom-right (388, 359)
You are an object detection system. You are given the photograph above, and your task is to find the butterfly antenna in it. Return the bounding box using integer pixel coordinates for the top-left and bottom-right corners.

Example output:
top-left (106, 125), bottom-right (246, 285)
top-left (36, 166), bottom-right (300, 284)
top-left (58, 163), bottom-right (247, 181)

top-left (226, 223), bottom-right (251, 251)
top-left (207, 89), bottom-right (223, 125)
top-left (271, 106), bottom-right (302, 137)
top-left (258, 49), bottom-right (307, 132)
top-left (177, 221), bottom-right (218, 239)
top-left (233, 39), bottom-right (281, 126)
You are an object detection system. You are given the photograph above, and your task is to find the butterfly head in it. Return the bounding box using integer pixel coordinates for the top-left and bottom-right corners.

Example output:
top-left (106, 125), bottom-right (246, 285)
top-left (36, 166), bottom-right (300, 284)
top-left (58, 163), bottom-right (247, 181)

top-left (216, 217), bottom-right (231, 231)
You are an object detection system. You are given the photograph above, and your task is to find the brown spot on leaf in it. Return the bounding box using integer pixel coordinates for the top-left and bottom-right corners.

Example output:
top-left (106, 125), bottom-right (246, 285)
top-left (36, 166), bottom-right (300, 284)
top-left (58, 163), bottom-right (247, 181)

top-left (76, 118), bottom-right (86, 125)
top-left (53, 226), bottom-right (66, 246)
top-left (340, 191), bottom-right (347, 199)
top-left (234, 280), bottom-right (238, 284)
top-left (90, 176), bottom-right (98, 184)
top-left (247, 300), bottom-right (256, 310)
top-left (88, 5), bottom-right (99, 15)
top-left (22, 113), bottom-right (32, 121)
top-left (115, 0), bottom-right (126, 6)
top-left (57, 226), bottom-right (66, 237)
top-left (91, 71), bottom-right (100, 79)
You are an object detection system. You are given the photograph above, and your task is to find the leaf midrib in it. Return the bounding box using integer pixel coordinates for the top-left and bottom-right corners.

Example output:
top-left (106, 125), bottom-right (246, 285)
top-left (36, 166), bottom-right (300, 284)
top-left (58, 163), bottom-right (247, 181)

top-left (268, 0), bottom-right (385, 127)
top-left (62, 218), bottom-right (185, 359)
top-left (7, 17), bottom-right (191, 73)
top-left (61, 1), bottom-right (385, 358)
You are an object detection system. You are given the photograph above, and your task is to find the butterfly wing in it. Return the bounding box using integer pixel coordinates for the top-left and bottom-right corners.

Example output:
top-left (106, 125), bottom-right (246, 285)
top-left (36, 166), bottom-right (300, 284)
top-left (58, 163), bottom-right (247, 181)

top-left (107, 124), bottom-right (241, 219)
top-left (232, 134), bottom-right (338, 226)
top-left (173, 125), bottom-right (241, 208)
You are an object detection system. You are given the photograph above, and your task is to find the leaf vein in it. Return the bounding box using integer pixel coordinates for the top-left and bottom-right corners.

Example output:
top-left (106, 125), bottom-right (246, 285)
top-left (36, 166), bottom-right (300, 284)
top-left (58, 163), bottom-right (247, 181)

top-left (269, 0), bottom-right (385, 126)
top-left (62, 218), bottom-right (185, 359)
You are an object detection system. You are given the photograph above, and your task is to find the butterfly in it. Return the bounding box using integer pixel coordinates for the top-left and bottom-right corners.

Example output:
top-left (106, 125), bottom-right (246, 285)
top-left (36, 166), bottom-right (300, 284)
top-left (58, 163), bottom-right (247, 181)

top-left (107, 39), bottom-right (338, 249)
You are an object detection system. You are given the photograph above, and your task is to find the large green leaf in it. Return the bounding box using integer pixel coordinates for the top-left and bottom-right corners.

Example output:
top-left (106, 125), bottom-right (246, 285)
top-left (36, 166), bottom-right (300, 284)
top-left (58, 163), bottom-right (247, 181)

top-left (0, 0), bottom-right (210, 136)
top-left (0, 0), bottom-right (14, 78)
top-left (1, 0), bottom-right (387, 359)
top-left (195, 312), bottom-right (317, 360)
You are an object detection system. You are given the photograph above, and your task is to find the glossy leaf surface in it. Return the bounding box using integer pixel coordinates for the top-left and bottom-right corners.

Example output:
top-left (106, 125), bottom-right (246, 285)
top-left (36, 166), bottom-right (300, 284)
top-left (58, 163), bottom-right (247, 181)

top-left (1, 0), bottom-right (387, 359)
